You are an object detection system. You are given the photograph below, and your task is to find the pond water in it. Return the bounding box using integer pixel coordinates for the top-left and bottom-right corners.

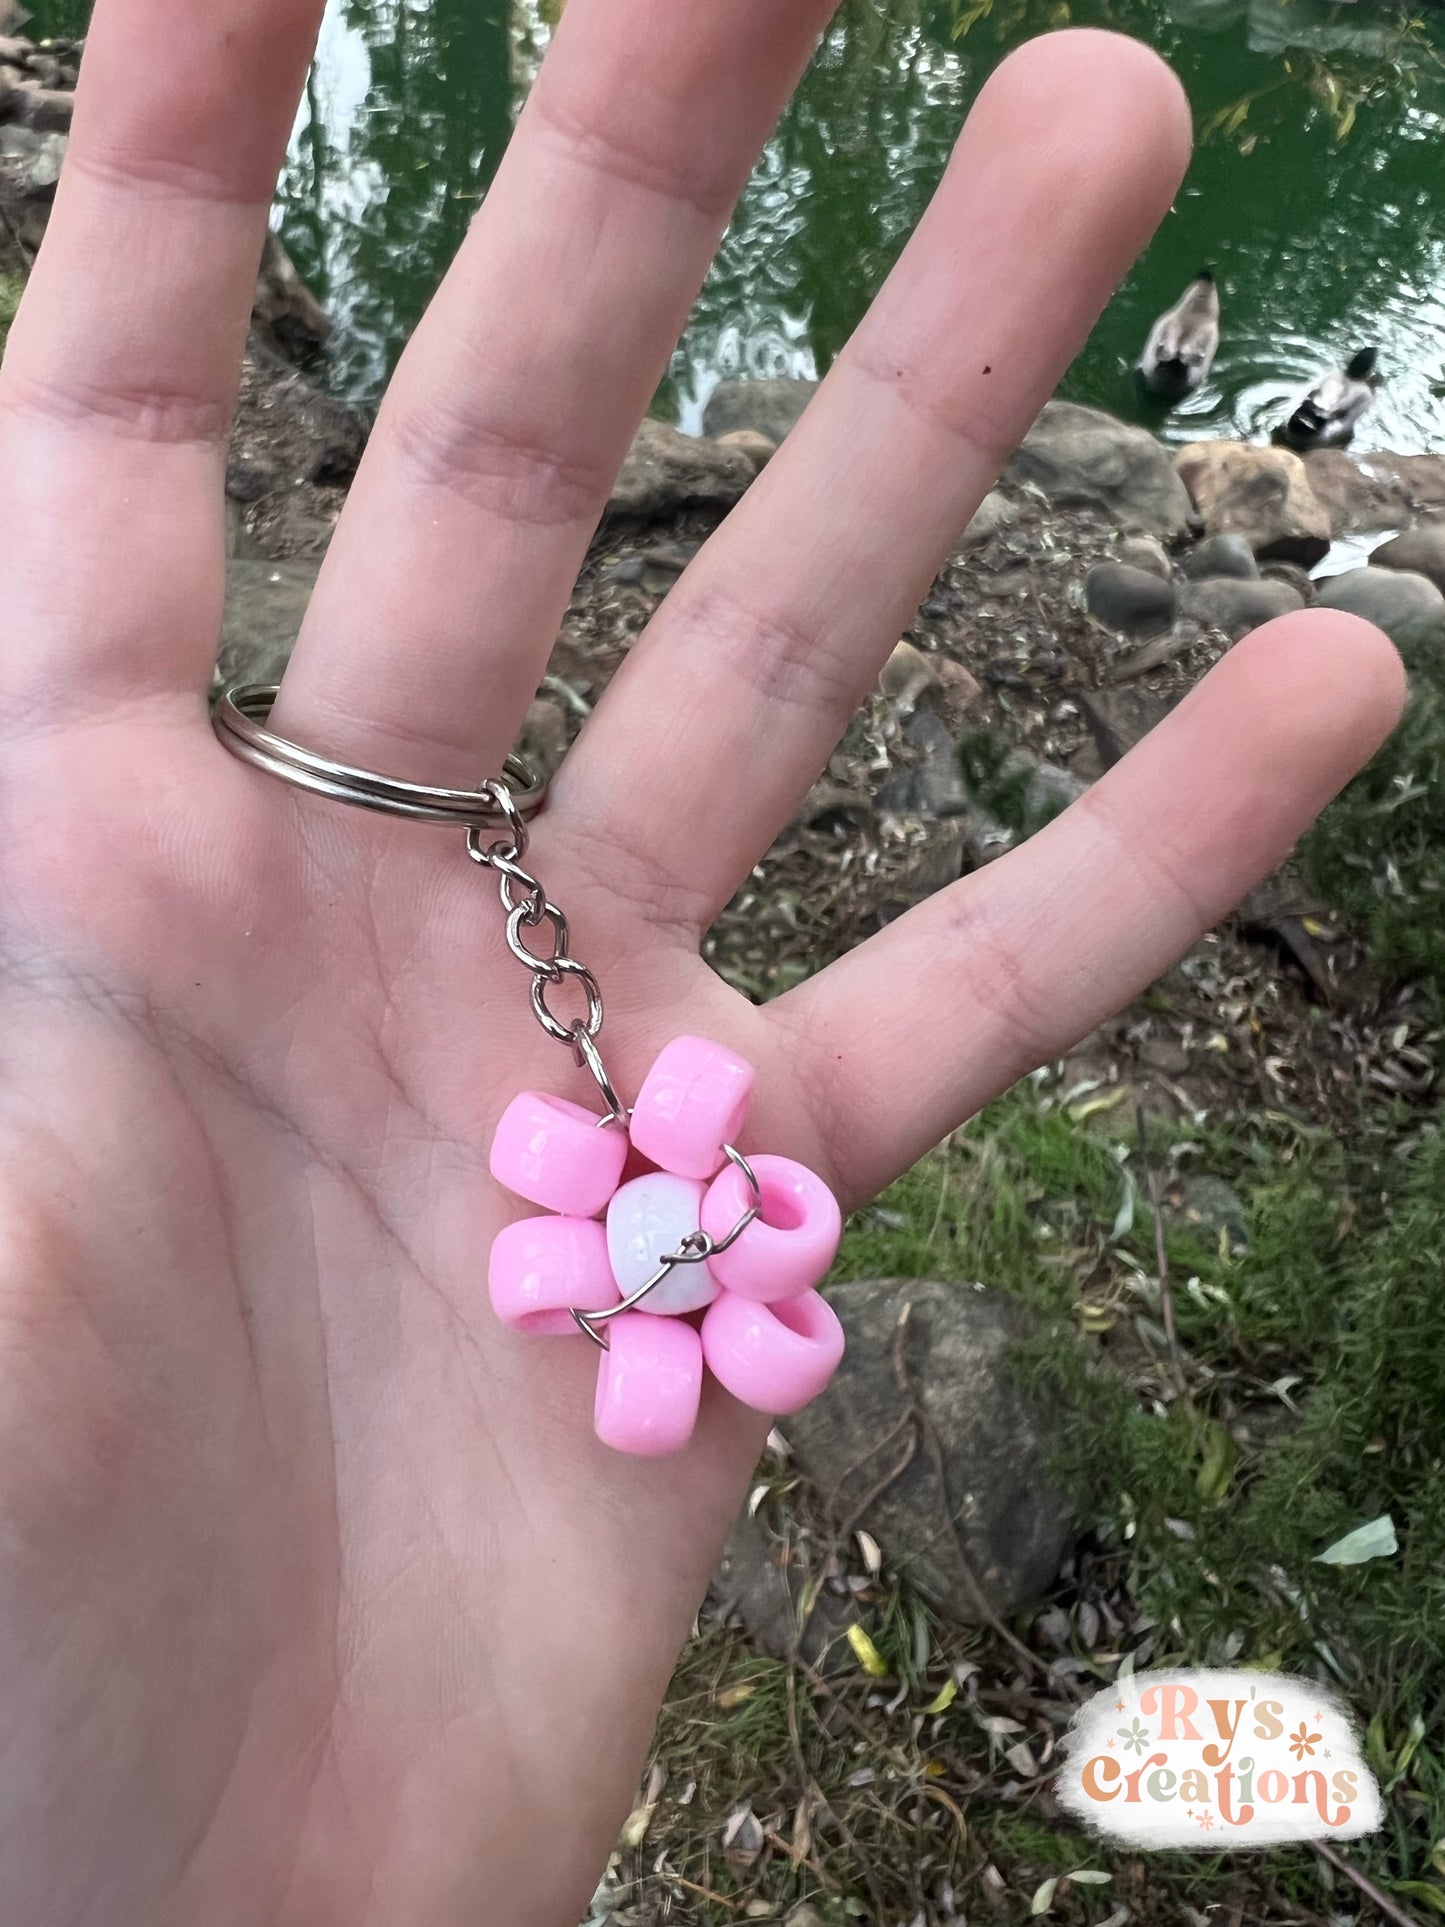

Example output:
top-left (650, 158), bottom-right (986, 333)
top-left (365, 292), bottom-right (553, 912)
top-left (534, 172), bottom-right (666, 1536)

top-left (28, 0), bottom-right (1445, 452)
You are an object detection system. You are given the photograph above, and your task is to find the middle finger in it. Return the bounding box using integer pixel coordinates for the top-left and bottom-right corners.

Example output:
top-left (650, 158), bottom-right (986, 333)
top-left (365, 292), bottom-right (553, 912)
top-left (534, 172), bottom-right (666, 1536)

top-left (555, 30), bottom-right (1192, 928)
top-left (272, 0), bottom-right (840, 785)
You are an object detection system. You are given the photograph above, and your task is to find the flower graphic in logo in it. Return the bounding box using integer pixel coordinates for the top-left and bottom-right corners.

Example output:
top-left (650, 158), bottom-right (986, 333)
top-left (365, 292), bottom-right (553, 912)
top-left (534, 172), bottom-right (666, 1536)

top-left (1196, 1809), bottom-right (1215, 1831)
top-left (1289, 1723), bottom-right (1322, 1761)
top-left (1118, 1716), bottom-right (1151, 1755)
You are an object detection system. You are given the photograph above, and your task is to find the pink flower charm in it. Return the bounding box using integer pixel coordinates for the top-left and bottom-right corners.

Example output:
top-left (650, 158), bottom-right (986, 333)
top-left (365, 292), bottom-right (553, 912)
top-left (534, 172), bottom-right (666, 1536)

top-left (487, 1038), bottom-right (846, 1455)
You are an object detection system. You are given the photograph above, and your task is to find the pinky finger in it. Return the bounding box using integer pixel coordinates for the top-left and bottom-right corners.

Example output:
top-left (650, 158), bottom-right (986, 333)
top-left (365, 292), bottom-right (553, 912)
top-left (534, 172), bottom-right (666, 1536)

top-left (778, 613), bottom-right (1405, 1207)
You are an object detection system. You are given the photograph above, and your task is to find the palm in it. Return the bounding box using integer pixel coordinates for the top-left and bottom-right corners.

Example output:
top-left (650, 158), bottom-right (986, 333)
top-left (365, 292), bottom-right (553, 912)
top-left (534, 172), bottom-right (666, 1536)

top-left (0, 3), bottom-right (1402, 1924)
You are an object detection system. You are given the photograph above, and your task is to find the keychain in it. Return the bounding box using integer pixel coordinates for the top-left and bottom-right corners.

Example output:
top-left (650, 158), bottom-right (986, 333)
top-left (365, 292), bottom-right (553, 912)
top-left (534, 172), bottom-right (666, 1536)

top-left (214, 684), bottom-right (845, 1457)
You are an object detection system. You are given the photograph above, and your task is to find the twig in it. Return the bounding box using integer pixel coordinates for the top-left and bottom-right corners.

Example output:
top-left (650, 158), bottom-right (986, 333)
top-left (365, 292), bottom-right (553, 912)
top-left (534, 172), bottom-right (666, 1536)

top-left (1312, 1839), bottom-right (1423, 1927)
top-left (1136, 1103), bottom-right (1192, 1407)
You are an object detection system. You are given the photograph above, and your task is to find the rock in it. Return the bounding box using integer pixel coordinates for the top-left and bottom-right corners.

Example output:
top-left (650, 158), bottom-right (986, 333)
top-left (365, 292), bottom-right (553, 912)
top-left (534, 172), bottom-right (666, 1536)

top-left (520, 697), bottom-right (569, 773)
top-left (1166, 1174), bottom-right (1249, 1253)
top-left (1180, 532), bottom-right (1259, 581)
top-left (1178, 576), bottom-right (1304, 639)
top-left (1084, 560), bottom-right (1177, 638)
top-left (1115, 534), bottom-right (1172, 580)
top-left (1174, 441), bottom-right (1330, 566)
top-left (1370, 521), bottom-right (1445, 597)
top-left (706, 1509), bottom-right (857, 1673)
top-left (606, 418), bottom-right (755, 524)
top-left (602, 540), bottom-right (697, 596)
top-left (876, 709), bottom-right (969, 819)
top-left (10, 83), bottom-right (71, 132)
top-left (713, 427), bottom-right (776, 473)
top-left (1260, 560), bottom-right (1315, 601)
top-left (1316, 567), bottom-right (1445, 648)
top-left (1004, 400), bottom-right (1194, 539)
top-left (1075, 687), bottom-right (1176, 767)
top-left (1304, 448), bottom-right (1445, 537)
top-left (1000, 748), bottom-right (1087, 824)
top-left (880, 640), bottom-right (981, 723)
top-left (230, 334), bottom-right (367, 498)
top-left (784, 1280), bottom-right (1074, 1624)
top-left (252, 228), bottom-right (331, 362)
top-left (959, 488), bottom-right (1019, 548)
top-left (218, 559), bottom-right (320, 686)
top-left (702, 375), bottom-right (817, 444)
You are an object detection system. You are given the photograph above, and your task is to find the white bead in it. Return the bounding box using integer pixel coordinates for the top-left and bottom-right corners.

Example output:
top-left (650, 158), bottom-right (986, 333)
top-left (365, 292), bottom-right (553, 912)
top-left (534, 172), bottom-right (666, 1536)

top-left (606, 1171), bottom-right (719, 1316)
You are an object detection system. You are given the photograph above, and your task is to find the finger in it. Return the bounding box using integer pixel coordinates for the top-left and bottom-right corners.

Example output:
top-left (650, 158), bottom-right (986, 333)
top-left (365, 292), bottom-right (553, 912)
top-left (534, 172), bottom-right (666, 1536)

top-left (777, 614), bottom-right (1405, 1206)
top-left (272, 0), bottom-right (839, 786)
top-left (553, 31), bottom-right (1192, 929)
top-left (0, 0), bottom-right (323, 722)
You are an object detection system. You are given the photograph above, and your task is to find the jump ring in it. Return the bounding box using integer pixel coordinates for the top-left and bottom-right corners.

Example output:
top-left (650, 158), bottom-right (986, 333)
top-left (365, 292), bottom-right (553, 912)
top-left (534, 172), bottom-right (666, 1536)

top-left (531, 958), bottom-right (604, 1043)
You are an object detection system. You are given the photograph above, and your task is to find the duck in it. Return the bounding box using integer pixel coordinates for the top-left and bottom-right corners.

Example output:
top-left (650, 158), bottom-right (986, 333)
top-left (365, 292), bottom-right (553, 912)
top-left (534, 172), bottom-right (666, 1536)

top-left (1279, 347), bottom-right (1379, 450)
top-left (1136, 270), bottom-right (1221, 399)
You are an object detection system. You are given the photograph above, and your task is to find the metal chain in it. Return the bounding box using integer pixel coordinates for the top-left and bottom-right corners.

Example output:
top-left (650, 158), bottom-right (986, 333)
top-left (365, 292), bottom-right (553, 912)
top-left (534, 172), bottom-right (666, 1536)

top-left (468, 781), bottom-right (764, 1349)
top-left (466, 782), bottom-right (621, 1122)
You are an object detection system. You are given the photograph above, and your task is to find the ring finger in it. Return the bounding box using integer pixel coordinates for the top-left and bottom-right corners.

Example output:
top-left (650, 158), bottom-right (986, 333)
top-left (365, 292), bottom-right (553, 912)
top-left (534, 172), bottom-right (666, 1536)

top-left (272, 0), bottom-right (842, 787)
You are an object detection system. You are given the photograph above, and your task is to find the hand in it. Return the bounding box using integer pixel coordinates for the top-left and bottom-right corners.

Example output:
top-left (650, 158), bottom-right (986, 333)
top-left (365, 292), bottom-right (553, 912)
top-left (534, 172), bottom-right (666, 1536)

top-left (0, 2), bottom-right (1402, 1922)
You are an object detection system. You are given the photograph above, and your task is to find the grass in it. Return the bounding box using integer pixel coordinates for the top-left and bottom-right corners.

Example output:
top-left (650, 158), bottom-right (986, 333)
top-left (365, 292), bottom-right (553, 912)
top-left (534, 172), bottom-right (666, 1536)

top-left (606, 1086), bottom-right (1445, 1924)
top-left (1305, 634), bottom-right (1445, 1009)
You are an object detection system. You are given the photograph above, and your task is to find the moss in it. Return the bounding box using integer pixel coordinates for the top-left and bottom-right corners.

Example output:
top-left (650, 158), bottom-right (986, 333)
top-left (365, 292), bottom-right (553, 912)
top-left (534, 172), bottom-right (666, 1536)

top-left (1305, 637), bottom-right (1445, 1007)
top-left (0, 272), bottom-right (22, 358)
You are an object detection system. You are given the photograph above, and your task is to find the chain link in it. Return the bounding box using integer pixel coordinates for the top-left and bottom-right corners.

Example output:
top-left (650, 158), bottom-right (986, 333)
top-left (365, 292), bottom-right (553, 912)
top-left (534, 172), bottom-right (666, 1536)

top-left (469, 781), bottom-right (763, 1341)
top-left (467, 791), bottom-right (620, 1117)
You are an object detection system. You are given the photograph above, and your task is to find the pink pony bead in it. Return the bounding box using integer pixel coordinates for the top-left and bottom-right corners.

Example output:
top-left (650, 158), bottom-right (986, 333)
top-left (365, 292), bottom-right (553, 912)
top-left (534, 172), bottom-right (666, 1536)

top-left (488, 1215), bottom-right (620, 1337)
top-left (701, 1288), bottom-right (845, 1415)
top-left (629, 1035), bottom-right (755, 1181)
top-left (594, 1313), bottom-right (704, 1457)
top-left (700, 1153), bottom-right (842, 1303)
top-left (489, 1090), bottom-right (627, 1219)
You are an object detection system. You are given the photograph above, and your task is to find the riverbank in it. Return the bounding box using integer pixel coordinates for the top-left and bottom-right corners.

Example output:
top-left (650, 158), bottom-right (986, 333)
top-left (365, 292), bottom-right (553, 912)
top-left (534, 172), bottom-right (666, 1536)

top-left (3, 37), bottom-right (1444, 1915)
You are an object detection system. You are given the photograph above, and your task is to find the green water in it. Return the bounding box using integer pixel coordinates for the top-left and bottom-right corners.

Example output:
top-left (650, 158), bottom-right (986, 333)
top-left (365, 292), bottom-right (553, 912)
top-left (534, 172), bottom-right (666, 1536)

top-left (28, 0), bottom-right (1445, 451)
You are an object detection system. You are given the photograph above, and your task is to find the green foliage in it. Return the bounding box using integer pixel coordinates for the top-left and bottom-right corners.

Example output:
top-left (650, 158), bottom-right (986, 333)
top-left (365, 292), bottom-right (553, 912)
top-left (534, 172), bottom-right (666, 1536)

top-left (835, 1089), bottom-right (1445, 1909)
top-left (0, 273), bottom-right (22, 359)
top-left (1306, 643), bottom-right (1445, 1005)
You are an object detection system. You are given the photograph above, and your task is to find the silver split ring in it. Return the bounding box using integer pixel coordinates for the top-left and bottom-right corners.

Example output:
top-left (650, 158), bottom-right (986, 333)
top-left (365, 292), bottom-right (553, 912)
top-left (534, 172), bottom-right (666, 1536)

top-left (213, 683), bottom-right (548, 828)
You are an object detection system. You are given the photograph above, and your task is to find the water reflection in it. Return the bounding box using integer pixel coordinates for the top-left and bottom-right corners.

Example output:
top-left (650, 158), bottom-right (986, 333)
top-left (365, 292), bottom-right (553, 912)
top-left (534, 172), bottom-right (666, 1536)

top-left (24, 0), bottom-right (1445, 452)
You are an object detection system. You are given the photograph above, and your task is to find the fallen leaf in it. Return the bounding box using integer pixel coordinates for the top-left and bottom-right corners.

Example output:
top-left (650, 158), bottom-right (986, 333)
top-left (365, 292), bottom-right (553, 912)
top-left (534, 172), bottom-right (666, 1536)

top-left (847, 1623), bottom-right (889, 1677)
top-left (1316, 1515), bottom-right (1398, 1565)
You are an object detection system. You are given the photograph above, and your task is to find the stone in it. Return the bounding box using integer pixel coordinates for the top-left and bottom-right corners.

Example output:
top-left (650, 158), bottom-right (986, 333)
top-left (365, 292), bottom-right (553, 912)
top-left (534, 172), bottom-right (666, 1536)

top-left (11, 83), bottom-right (71, 132)
top-left (784, 1280), bottom-right (1074, 1624)
top-left (1260, 560), bottom-right (1315, 601)
top-left (1115, 534), bottom-right (1172, 580)
top-left (706, 1509), bottom-right (858, 1674)
top-left (959, 488), bottom-right (1019, 548)
top-left (1180, 532), bottom-right (1259, 581)
top-left (606, 418), bottom-right (755, 525)
top-left (876, 709), bottom-right (968, 819)
top-left (1084, 560), bottom-right (1177, 638)
top-left (1174, 441), bottom-right (1331, 566)
top-left (217, 558), bottom-right (320, 686)
top-left (1302, 449), bottom-right (1410, 537)
top-left (252, 229), bottom-right (332, 362)
top-left (1075, 687), bottom-right (1176, 767)
top-left (1166, 1174), bottom-right (1249, 1252)
top-left (1370, 521), bottom-right (1445, 597)
top-left (520, 697), bottom-right (569, 773)
top-left (1004, 400), bottom-right (1194, 539)
top-left (1304, 448), bottom-right (1445, 537)
top-left (1316, 567), bottom-right (1445, 648)
top-left (880, 640), bottom-right (981, 722)
top-left (713, 427), bottom-right (776, 473)
top-left (1178, 576), bottom-right (1304, 639)
top-left (702, 375), bottom-right (817, 444)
